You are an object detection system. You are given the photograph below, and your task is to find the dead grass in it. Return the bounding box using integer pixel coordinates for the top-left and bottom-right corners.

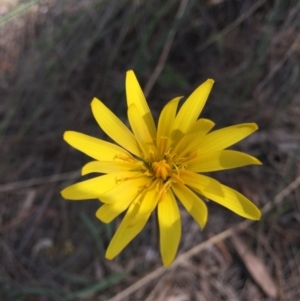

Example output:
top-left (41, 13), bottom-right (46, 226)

top-left (1, 0), bottom-right (300, 300)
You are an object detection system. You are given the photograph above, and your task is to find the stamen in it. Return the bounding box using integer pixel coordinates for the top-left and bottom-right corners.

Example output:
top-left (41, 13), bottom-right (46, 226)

top-left (152, 160), bottom-right (171, 181)
top-left (114, 154), bottom-right (135, 163)
top-left (115, 173), bottom-right (146, 184)
top-left (164, 147), bottom-right (173, 159)
top-left (149, 148), bottom-right (157, 162)
top-left (158, 180), bottom-right (171, 200)
top-left (172, 163), bottom-right (180, 175)
top-left (171, 173), bottom-right (185, 184)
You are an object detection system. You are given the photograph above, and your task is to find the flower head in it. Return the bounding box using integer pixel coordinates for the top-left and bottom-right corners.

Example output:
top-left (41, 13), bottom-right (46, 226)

top-left (61, 70), bottom-right (261, 266)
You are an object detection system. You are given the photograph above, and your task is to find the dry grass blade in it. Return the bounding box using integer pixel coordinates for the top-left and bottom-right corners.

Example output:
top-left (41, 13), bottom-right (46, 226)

top-left (0, 171), bottom-right (80, 192)
top-left (107, 174), bottom-right (300, 301)
top-left (231, 234), bottom-right (278, 298)
top-left (144, 0), bottom-right (189, 97)
top-left (255, 32), bottom-right (300, 95)
top-left (197, 0), bottom-right (268, 52)
top-left (0, 0), bottom-right (41, 23)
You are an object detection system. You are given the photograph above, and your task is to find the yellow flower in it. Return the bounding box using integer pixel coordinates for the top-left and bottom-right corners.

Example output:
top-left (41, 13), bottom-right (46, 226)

top-left (61, 70), bottom-right (261, 266)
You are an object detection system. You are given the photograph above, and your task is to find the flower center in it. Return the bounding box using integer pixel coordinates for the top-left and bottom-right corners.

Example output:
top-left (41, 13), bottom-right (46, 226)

top-left (151, 160), bottom-right (172, 181)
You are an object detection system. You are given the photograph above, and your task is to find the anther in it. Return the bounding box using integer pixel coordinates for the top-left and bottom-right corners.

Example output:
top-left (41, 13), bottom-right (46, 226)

top-left (152, 160), bottom-right (172, 181)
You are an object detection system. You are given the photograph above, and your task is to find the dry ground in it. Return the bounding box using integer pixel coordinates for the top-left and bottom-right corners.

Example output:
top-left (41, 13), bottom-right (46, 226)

top-left (1, 0), bottom-right (300, 300)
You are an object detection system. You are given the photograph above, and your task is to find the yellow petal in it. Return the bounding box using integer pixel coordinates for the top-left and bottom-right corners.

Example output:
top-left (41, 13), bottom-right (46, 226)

top-left (180, 170), bottom-right (261, 220)
top-left (105, 199), bottom-right (148, 260)
top-left (82, 160), bottom-right (143, 175)
top-left (156, 97), bottom-right (182, 153)
top-left (126, 70), bottom-right (156, 140)
top-left (127, 104), bottom-right (155, 159)
top-left (91, 98), bottom-right (141, 157)
top-left (172, 79), bottom-right (214, 141)
top-left (186, 118), bottom-right (215, 135)
top-left (217, 184), bottom-right (261, 220)
top-left (63, 131), bottom-right (132, 161)
top-left (96, 203), bottom-right (127, 224)
top-left (186, 150), bottom-right (262, 172)
top-left (99, 174), bottom-right (150, 204)
top-left (180, 169), bottom-right (224, 196)
top-left (158, 189), bottom-right (181, 267)
top-left (61, 172), bottom-right (146, 202)
top-left (128, 181), bottom-right (160, 226)
top-left (173, 118), bottom-right (215, 157)
top-left (171, 182), bottom-right (208, 229)
top-left (96, 183), bottom-right (142, 223)
top-left (61, 174), bottom-right (119, 200)
top-left (196, 123), bottom-right (258, 154)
